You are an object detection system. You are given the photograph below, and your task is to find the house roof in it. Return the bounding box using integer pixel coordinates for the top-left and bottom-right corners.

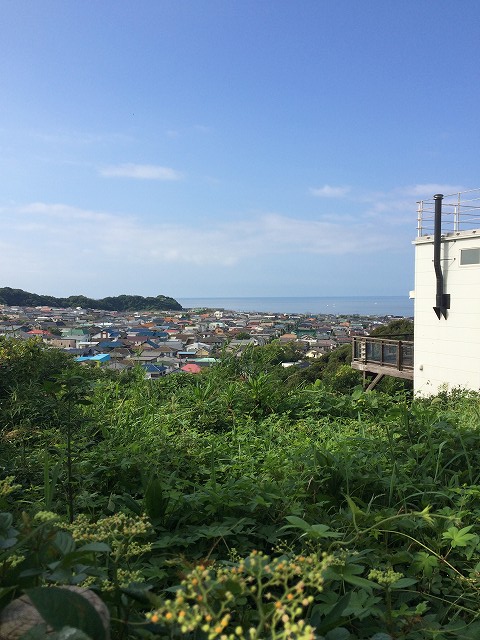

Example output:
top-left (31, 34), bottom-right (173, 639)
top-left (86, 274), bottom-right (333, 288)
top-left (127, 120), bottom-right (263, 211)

top-left (279, 333), bottom-right (297, 341)
top-left (96, 340), bottom-right (127, 349)
top-left (181, 363), bottom-right (202, 374)
top-left (75, 353), bottom-right (111, 362)
top-left (140, 345), bottom-right (179, 355)
top-left (141, 363), bottom-right (168, 373)
top-left (106, 362), bottom-right (129, 370)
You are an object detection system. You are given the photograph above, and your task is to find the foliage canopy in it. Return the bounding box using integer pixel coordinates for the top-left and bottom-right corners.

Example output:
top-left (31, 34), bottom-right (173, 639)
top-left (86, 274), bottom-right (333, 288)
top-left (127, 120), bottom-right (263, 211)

top-left (0, 286), bottom-right (182, 311)
top-left (1, 338), bottom-right (480, 639)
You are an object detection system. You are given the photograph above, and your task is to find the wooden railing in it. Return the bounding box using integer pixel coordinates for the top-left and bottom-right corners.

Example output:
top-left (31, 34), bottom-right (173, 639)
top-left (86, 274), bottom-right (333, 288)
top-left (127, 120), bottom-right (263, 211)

top-left (351, 336), bottom-right (414, 381)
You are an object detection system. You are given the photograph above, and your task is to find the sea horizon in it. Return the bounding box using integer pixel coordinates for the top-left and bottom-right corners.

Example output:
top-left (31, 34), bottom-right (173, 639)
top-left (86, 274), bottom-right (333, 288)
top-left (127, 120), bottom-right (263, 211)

top-left (177, 295), bottom-right (414, 317)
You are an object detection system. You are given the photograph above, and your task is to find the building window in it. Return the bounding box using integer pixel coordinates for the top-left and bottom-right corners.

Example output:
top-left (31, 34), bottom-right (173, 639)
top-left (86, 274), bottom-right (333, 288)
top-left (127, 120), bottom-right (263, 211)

top-left (460, 248), bottom-right (480, 265)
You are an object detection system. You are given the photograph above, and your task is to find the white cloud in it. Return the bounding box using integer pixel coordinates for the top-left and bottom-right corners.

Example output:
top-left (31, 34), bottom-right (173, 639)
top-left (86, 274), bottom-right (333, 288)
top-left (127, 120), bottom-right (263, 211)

top-left (360, 183), bottom-right (466, 224)
top-left (0, 202), bottom-right (396, 279)
top-left (309, 185), bottom-right (350, 198)
top-left (0, 199), bottom-right (420, 297)
top-left (20, 202), bottom-right (114, 222)
top-left (403, 183), bottom-right (465, 198)
top-left (30, 129), bottom-right (133, 146)
top-left (99, 163), bottom-right (183, 180)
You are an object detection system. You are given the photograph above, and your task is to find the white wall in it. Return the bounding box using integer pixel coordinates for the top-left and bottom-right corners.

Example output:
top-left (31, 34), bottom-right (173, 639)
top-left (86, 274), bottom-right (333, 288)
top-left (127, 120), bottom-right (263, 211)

top-left (414, 230), bottom-right (480, 396)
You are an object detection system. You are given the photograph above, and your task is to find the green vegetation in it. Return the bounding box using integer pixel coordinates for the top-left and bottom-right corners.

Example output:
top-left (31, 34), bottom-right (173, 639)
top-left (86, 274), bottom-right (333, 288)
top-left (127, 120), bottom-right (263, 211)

top-left (370, 319), bottom-right (414, 341)
top-left (2, 336), bottom-right (480, 638)
top-left (0, 287), bottom-right (182, 311)
top-left (234, 332), bottom-right (252, 340)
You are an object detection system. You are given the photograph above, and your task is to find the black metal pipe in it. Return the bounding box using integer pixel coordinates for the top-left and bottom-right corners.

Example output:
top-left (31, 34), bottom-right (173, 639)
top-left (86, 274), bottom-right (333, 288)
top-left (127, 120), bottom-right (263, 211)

top-left (433, 193), bottom-right (449, 319)
top-left (433, 193), bottom-right (443, 308)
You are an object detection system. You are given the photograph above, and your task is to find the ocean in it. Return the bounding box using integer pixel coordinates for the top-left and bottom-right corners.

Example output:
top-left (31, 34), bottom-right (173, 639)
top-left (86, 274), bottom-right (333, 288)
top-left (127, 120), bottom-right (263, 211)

top-left (177, 296), bottom-right (414, 317)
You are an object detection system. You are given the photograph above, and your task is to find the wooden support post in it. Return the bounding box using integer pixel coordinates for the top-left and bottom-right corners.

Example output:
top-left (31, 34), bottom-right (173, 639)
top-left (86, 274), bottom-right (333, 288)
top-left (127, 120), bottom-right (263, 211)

top-left (397, 340), bottom-right (403, 371)
top-left (366, 372), bottom-right (384, 391)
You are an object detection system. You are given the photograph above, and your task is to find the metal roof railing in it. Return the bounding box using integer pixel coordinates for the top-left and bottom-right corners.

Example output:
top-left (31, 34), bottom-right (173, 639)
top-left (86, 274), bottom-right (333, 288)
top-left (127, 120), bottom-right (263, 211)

top-left (417, 189), bottom-right (480, 237)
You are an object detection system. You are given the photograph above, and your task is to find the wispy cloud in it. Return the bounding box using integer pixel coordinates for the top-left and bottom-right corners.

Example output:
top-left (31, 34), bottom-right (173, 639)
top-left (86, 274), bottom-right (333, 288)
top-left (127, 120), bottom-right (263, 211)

top-left (361, 183), bottom-right (466, 222)
top-left (309, 185), bottom-right (351, 198)
top-left (30, 129), bottom-right (134, 146)
top-left (1, 202), bottom-right (396, 274)
top-left (0, 199), bottom-right (418, 297)
top-left (99, 163), bottom-right (184, 180)
top-left (21, 202), bottom-right (114, 222)
top-left (402, 183), bottom-right (465, 198)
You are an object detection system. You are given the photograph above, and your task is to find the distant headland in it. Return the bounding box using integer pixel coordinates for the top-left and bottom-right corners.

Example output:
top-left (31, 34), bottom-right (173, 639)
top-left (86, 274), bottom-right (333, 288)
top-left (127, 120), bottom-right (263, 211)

top-left (0, 287), bottom-right (182, 312)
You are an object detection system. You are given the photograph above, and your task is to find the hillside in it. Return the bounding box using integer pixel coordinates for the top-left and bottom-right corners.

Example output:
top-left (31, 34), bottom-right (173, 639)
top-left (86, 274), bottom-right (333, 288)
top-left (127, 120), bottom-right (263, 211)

top-left (1, 339), bottom-right (480, 638)
top-left (0, 286), bottom-right (182, 311)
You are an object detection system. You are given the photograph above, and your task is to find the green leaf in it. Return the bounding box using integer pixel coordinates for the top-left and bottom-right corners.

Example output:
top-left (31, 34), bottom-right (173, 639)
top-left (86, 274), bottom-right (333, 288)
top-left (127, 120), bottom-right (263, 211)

top-left (43, 380), bottom-right (62, 395)
top-left (310, 524), bottom-right (342, 539)
top-left (0, 512), bottom-right (13, 529)
top-left (0, 585), bottom-right (16, 600)
top-left (196, 522), bottom-right (238, 538)
top-left (412, 551), bottom-right (438, 578)
top-left (0, 512), bottom-right (18, 549)
top-left (121, 493), bottom-right (143, 516)
top-left (145, 477), bottom-right (168, 520)
top-left (284, 515), bottom-right (311, 531)
top-left (315, 592), bottom-right (352, 634)
top-left (76, 542), bottom-right (111, 553)
top-left (25, 587), bottom-right (106, 640)
top-left (19, 568), bottom-right (44, 578)
top-left (345, 495), bottom-right (365, 518)
top-left (283, 516), bottom-right (341, 539)
top-left (325, 628), bottom-right (351, 640)
top-left (54, 531), bottom-right (76, 556)
top-left (120, 585), bottom-right (155, 604)
top-left (0, 536), bottom-right (17, 549)
top-left (442, 525), bottom-right (477, 548)
top-left (390, 577), bottom-right (418, 589)
top-left (342, 574), bottom-right (380, 590)
top-left (344, 590), bottom-right (382, 617)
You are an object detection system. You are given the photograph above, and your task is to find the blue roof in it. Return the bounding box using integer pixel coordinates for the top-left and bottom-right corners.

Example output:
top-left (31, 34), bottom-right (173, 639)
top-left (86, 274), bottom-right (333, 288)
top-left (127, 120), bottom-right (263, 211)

top-left (129, 328), bottom-right (155, 336)
top-left (141, 363), bottom-right (168, 373)
top-left (97, 340), bottom-right (125, 349)
top-left (76, 353), bottom-right (111, 362)
top-left (143, 339), bottom-right (162, 348)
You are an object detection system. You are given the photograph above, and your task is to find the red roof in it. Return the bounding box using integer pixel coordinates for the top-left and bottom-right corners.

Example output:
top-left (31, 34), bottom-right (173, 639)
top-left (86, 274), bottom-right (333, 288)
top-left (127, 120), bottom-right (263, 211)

top-left (181, 363), bottom-right (202, 374)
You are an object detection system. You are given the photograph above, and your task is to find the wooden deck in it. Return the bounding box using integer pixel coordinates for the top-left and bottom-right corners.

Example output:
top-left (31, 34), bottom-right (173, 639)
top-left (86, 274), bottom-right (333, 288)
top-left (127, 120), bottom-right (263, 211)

top-left (351, 336), bottom-right (414, 389)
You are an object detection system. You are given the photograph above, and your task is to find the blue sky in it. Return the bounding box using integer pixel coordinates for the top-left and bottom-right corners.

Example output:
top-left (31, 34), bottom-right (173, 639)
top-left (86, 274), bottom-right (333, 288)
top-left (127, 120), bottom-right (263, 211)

top-left (1, 1), bottom-right (479, 299)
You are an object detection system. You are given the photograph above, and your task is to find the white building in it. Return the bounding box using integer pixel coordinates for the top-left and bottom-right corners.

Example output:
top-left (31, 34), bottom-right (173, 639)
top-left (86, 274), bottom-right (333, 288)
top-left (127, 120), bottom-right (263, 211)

top-left (413, 191), bottom-right (480, 396)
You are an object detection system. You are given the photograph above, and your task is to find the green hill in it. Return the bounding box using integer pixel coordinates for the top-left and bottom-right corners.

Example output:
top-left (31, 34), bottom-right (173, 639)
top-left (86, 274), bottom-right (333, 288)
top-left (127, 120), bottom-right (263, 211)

top-left (0, 287), bottom-right (182, 311)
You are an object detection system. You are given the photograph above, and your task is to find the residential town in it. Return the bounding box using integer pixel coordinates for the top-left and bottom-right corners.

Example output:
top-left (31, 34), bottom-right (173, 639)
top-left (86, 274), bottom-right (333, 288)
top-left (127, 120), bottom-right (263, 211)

top-left (0, 302), bottom-right (409, 378)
